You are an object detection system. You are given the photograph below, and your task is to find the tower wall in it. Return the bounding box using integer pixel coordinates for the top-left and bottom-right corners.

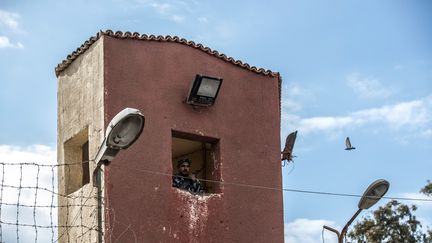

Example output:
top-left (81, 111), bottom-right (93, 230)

top-left (57, 33), bottom-right (284, 243)
top-left (102, 36), bottom-right (283, 243)
top-left (57, 37), bottom-right (104, 242)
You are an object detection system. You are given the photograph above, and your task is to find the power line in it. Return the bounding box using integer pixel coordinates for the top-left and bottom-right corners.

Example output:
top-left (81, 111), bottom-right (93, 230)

top-left (110, 164), bottom-right (432, 203)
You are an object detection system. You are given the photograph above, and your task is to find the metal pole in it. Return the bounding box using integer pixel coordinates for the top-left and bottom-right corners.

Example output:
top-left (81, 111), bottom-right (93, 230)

top-left (323, 225), bottom-right (342, 243)
top-left (340, 208), bottom-right (362, 242)
top-left (95, 166), bottom-right (103, 243)
top-left (323, 225), bottom-right (341, 243)
top-left (323, 208), bottom-right (362, 243)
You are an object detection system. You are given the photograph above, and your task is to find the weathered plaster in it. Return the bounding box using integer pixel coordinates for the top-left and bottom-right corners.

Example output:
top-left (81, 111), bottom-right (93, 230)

top-left (57, 37), bottom-right (104, 243)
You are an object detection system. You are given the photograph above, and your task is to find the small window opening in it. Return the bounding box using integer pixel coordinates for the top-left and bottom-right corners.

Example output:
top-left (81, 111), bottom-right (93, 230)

top-left (172, 130), bottom-right (221, 194)
top-left (64, 128), bottom-right (90, 195)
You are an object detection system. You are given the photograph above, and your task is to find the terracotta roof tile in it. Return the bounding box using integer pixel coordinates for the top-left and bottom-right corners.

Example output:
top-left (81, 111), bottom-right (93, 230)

top-left (55, 30), bottom-right (282, 119)
top-left (55, 30), bottom-right (280, 80)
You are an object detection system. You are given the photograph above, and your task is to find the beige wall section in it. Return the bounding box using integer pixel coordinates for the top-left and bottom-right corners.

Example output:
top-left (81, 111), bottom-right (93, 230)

top-left (57, 37), bottom-right (104, 243)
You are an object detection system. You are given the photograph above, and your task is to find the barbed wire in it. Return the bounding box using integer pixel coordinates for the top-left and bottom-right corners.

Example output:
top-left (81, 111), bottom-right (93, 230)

top-left (0, 202), bottom-right (98, 208)
top-left (0, 161), bottom-right (101, 243)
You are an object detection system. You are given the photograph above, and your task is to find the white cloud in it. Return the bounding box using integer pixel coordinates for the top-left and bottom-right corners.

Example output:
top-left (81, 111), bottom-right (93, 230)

top-left (286, 95), bottom-right (432, 135)
top-left (0, 10), bottom-right (24, 49)
top-left (0, 36), bottom-right (23, 48)
top-left (347, 73), bottom-right (393, 99)
top-left (0, 10), bottom-right (20, 30)
top-left (283, 99), bottom-right (303, 113)
top-left (282, 83), bottom-right (316, 113)
top-left (0, 144), bottom-right (57, 242)
top-left (0, 144), bottom-right (57, 206)
top-left (0, 144), bottom-right (56, 164)
top-left (285, 218), bottom-right (339, 243)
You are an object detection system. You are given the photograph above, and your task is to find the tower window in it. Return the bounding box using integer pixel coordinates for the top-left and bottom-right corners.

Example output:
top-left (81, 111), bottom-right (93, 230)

top-left (63, 128), bottom-right (90, 195)
top-left (171, 130), bottom-right (221, 194)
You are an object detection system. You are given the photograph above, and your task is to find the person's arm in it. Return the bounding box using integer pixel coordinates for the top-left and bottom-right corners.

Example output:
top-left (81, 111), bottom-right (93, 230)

top-left (191, 176), bottom-right (204, 193)
top-left (172, 175), bottom-right (182, 188)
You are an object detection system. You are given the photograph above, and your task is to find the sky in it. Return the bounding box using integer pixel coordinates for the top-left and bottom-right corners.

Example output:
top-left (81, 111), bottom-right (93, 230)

top-left (0, 0), bottom-right (431, 242)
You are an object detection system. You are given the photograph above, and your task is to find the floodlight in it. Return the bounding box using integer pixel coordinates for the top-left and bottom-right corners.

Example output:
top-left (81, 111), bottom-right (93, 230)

top-left (94, 107), bottom-right (145, 165)
top-left (186, 74), bottom-right (223, 106)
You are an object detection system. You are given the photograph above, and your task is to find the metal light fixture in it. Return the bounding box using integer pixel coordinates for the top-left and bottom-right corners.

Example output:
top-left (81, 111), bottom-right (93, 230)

top-left (93, 107), bottom-right (145, 183)
top-left (358, 179), bottom-right (390, 210)
top-left (323, 179), bottom-right (390, 243)
top-left (186, 74), bottom-right (223, 106)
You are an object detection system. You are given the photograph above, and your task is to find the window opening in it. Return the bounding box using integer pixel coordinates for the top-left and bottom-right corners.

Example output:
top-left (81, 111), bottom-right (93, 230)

top-left (171, 130), bottom-right (220, 194)
top-left (63, 128), bottom-right (90, 194)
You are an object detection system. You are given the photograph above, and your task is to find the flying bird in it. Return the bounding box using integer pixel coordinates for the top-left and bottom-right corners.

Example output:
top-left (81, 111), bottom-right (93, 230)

top-left (282, 130), bottom-right (298, 163)
top-left (345, 137), bottom-right (356, 150)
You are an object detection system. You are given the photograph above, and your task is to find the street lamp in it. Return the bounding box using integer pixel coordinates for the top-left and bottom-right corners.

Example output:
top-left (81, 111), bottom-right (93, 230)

top-left (323, 179), bottom-right (390, 243)
top-left (92, 107), bottom-right (145, 243)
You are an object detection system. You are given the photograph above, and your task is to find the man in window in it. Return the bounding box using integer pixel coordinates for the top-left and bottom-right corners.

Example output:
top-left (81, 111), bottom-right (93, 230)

top-left (172, 158), bottom-right (204, 193)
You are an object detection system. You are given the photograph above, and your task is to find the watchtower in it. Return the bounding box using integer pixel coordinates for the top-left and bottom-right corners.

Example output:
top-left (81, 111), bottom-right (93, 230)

top-left (56, 30), bottom-right (283, 242)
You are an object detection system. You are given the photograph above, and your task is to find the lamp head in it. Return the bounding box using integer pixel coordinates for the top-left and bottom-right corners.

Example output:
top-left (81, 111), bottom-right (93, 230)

top-left (358, 179), bottom-right (390, 210)
top-left (105, 108), bottom-right (145, 149)
top-left (95, 108), bottom-right (145, 164)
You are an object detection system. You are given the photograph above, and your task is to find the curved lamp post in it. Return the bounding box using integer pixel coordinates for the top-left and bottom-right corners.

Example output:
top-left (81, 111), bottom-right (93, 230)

top-left (92, 107), bottom-right (145, 243)
top-left (323, 179), bottom-right (390, 243)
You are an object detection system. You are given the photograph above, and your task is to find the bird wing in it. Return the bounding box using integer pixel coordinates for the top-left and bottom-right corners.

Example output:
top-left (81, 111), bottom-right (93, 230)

top-left (282, 130), bottom-right (298, 161)
top-left (346, 137), bottom-right (352, 148)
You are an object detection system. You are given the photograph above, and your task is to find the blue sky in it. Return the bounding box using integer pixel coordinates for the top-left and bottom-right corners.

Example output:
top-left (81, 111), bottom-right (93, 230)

top-left (0, 0), bottom-right (431, 242)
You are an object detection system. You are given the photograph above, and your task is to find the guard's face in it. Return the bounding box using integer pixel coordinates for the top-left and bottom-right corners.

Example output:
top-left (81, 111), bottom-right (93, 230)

top-left (178, 162), bottom-right (190, 176)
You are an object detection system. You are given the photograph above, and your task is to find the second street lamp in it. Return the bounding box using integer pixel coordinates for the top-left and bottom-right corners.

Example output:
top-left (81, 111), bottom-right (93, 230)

top-left (323, 179), bottom-right (390, 243)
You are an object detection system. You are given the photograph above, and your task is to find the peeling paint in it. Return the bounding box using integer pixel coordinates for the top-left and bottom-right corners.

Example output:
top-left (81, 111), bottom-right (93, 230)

top-left (194, 129), bottom-right (205, 136)
top-left (175, 189), bottom-right (222, 240)
top-left (212, 152), bottom-right (218, 171)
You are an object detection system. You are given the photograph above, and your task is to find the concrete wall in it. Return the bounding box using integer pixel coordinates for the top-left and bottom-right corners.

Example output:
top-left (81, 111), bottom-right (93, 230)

top-left (102, 36), bottom-right (283, 243)
top-left (57, 37), bottom-right (104, 243)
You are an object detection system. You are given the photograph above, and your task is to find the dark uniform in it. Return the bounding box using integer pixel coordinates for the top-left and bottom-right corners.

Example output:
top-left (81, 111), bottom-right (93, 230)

top-left (172, 175), bottom-right (204, 193)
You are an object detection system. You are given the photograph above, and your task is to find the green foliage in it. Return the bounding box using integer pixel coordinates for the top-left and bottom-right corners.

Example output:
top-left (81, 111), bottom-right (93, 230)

top-left (420, 180), bottom-right (432, 197)
top-left (347, 200), bottom-right (426, 242)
